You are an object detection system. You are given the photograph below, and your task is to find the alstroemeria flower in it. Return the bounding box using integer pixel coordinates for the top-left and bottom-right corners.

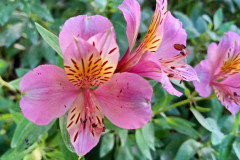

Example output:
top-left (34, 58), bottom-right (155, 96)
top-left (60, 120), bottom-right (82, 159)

top-left (20, 15), bottom-right (153, 156)
top-left (117, 0), bottom-right (198, 96)
top-left (193, 31), bottom-right (240, 115)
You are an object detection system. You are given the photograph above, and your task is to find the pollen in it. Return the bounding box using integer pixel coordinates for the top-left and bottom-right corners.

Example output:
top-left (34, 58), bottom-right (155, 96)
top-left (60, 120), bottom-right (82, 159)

top-left (220, 51), bottom-right (240, 77)
top-left (64, 48), bottom-right (116, 87)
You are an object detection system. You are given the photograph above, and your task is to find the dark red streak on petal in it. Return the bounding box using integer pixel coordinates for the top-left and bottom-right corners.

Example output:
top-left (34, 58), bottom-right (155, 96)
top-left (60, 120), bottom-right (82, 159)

top-left (108, 48), bottom-right (117, 54)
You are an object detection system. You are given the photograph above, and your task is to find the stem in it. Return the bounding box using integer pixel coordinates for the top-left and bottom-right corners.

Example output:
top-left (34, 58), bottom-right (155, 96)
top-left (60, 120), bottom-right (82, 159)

top-left (231, 111), bottom-right (240, 135)
top-left (0, 76), bottom-right (16, 92)
top-left (158, 94), bottom-right (216, 113)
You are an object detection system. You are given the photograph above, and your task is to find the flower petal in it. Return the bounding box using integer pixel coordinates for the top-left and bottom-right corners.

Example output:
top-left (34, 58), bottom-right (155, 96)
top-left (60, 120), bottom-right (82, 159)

top-left (66, 89), bottom-right (104, 156)
top-left (117, 0), bottom-right (141, 69)
top-left (20, 65), bottom-right (79, 125)
top-left (213, 85), bottom-right (240, 115)
top-left (63, 37), bottom-right (118, 87)
top-left (118, 0), bottom-right (141, 54)
top-left (59, 15), bottom-right (114, 53)
top-left (87, 29), bottom-right (119, 68)
top-left (94, 72), bottom-right (153, 129)
top-left (155, 11), bottom-right (187, 59)
top-left (208, 32), bottom-right (240, 75)
top-left (129, 52), bottom-right (182, 96)
top-left (193, 59), bottom-right (212, 97)
top-left (118, 0), bottom-right (168, 71)
top-left (160, 70), bottom-right (183, 97)
top-left (132, 0), bottom-right (168, 54)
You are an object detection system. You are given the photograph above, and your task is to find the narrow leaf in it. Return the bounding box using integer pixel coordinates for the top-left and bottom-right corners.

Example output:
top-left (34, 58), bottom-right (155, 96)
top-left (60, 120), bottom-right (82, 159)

top-left (35, 22), bottom-right (63, 58)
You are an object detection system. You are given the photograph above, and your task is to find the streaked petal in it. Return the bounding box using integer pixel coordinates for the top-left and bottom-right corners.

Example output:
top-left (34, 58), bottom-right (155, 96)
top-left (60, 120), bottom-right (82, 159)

top-left (160, 70), bottom-right (183, 97)
top-left (213, 85), bottom-right (240, 115)
top-left (208, 32), bottom-right (240, 75)
top-left (129, 52), bottom-right (182, 96)
top-left (155, 11), bottom-right (187, 59)
top-left (63, 37), bottom-right (118, 87)
top-left (166, 62), bottom-right (198, 81)
top-left (118, 0), bottom-right (141, 54)
top-left (66, 89), bottom-right (104, 156)
top-left (133, 0), bottom-right (168, 54)
top-left (94, 72), bottom-right (153, 129)
top-left (193, 59), bottom-right (212, 97)
top-left (59, 15), bottom-right (113, 53)
top-left (118, 0), bottom-right (168, 71)
top-left (87, 29), bottom-right (119, 67)
top-left (20, 65), bottom-right (79, 125)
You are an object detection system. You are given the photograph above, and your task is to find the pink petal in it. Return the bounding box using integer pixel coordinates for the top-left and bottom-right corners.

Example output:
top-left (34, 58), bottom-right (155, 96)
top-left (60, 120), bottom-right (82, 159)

top-left (213, 85), bottom-right (239, 115)
top-left (208, 32), bottom-right (240, 75)
top-left (193, 59), bottom-right (212, 97)
top-left (155, 11), bottom-right (187, 59)
top-left (63, 37), bottom-right (118, 87)
top-left (20, 65), bottom-right (79, 125)
top-left (160, 70), bottom-right (183, 97)
top-left (94, 72), bottom-right (153, 129)
top-left (118, 0), bottom-right (168, 71)
top-left (129, 52), bottom-right (182, 96)
top-left (118, 0), bottom-right (141, 54)
top-left (170, 62), bottom-right (199, 81)
top-left (66, 89), bottom-right (104, 156)
top-left (59, 15), bottom-right (114, 53)
top-left (207, 42), bottom-right (221, 75)
top-left (117, 0), bottom-right (141, 69)
top-left (87, 29), bottom-right (119, 67)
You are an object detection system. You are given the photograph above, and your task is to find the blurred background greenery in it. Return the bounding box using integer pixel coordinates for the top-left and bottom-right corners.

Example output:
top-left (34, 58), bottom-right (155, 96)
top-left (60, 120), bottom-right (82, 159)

top-left (0, 0), bottom-right (240, 159)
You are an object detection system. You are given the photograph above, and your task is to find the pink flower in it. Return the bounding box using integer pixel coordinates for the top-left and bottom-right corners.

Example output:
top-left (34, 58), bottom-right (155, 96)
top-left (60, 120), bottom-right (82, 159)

top-left (193, 31), bottom-right (240, 115)
top-left (20, 15), bottom-right (153, 156)
top-left (116, 0), bottom-right (198, 96)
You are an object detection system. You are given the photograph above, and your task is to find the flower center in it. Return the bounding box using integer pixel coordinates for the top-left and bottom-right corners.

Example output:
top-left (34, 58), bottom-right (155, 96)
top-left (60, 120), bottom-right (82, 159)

top-left (219, 50), bottom-right (240, 79)
top-left (64, 56), bottom-right (113, 87)
top-left (64, 38), bottom-right (116, 87)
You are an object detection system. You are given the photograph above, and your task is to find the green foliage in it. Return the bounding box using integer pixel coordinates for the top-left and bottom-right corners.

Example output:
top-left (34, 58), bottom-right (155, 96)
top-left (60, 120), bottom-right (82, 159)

top-left (1, 0), bottom-right (240, 160)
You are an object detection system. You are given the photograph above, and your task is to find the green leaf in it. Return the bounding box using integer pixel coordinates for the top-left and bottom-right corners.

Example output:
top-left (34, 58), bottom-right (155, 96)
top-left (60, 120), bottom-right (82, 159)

top-left (9, 78), bottom-right (21, 91)
top-left (142, 122), bottom-right (155, 150)
top-left (31, 3), bottom-right (53, 21)
top-left (59, 112), bottom-right (75, 153)
top-left (104, 117), bottom-right (122, 131)
top-left (161, 135), bottom-right (188, 160)
top-left (233, 141), bottom-right (240, 159)
top-left (165, 117), bottom-right (200, 138)
top-left (5, 23), bottom-right (23, 47)
top-left (218, 21), bottom-right (234, 34)
top-left (135, 129), bottom-right (152, 160)
top-left (195, 16), bottom-right (208, 33)
top-left (9, 110), bottom-right (24, 124)
top-left (234, 0), bottom-right (240, 8)
top-left (11, 117), bottom-right (55, 151)
top-left (35, 23), bottom-right (63, 58)
top-left (115, 143), bottom-right (134, 160)
top-left (219, 135), bottom-right (235, 160)
top-left (213, 8), bottom-right (223, 30)
top-left (60, 137), bottom-right (78, 160)
top-left (0, 148), bottom-right (25, 160)
top-left (198, 147), bottom-right (217, 160)
top-left (0, 5), bottom-right (14, 26)
top-left (118, 129), bottom-right (128, 147)
top-left (24, 20), bottom-right (38, 44)
top-left (95, 0), bottom-right (107, 11)
top-left (100, 133), bottom-right (115, 158)
top-left (0, 59), bottom-right (7, 76)
top-left (15, 68), bottom-right (31, 77)
top-left (190, 107), bottom-right (219, 133)
top-left (175, 139), bottom-right (202, 160)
